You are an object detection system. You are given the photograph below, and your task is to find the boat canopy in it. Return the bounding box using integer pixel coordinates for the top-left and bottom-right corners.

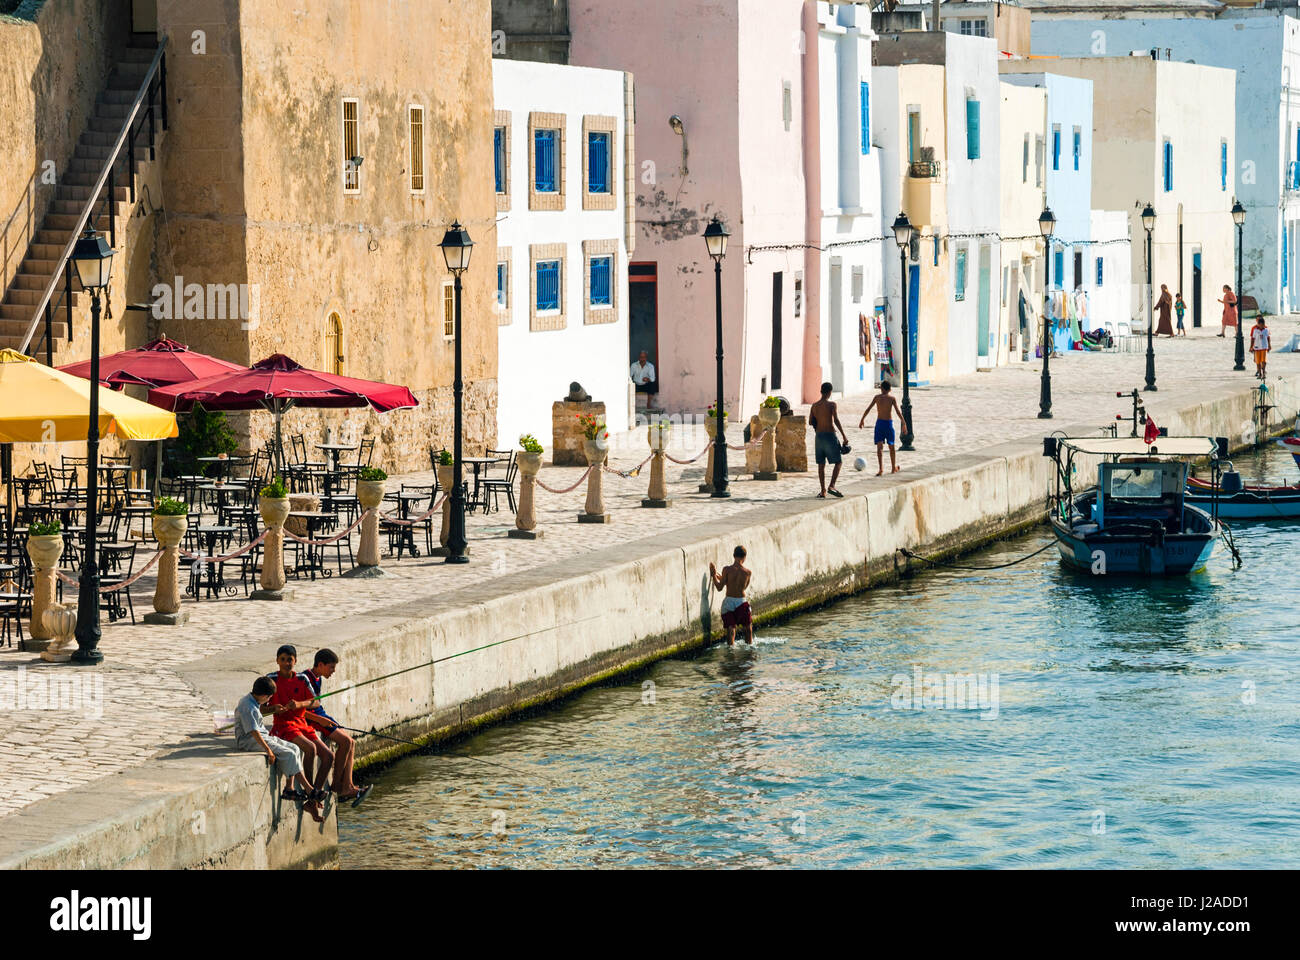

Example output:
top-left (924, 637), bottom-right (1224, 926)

top-left (1056, 436), bottom-right (1218, 459)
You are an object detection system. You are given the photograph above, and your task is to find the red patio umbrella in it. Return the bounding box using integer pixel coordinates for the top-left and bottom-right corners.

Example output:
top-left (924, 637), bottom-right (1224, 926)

top-left (147, 354), bottom-right (419, 473)
top-left (58, 335), bottom-right (245, 388)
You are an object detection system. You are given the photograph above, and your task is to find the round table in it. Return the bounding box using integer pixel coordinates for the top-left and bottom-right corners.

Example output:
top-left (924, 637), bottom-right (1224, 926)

top-left (460, 457), bottom-right (503, 512)
top-left (384, 492), bottom-right (431, 558)
top-left (287, 511), bottom-right (337, 580)
top-left (189, 524), bottom-right (237, 600)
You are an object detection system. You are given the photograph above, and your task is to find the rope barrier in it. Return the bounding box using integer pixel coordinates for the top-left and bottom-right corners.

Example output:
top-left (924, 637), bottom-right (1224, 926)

top-left (283, 511), bottom-right (367, 545)
top-left (178, 530), bottom-right (269, 564)
top-left (726, 429), bottom-right (768, 452)
top-left (377, 495), bottom-right (448, 526)
top-left (535, 465), bottom-right (596, 495)
top-left (665, 444), bottom-right (712, 466)
top-left (55, 548), bottom-right (163, 593)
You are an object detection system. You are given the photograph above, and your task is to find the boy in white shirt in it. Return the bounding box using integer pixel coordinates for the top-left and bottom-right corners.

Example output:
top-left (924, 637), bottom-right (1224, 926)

top-left (1251, 316), bottom-right (1271, 379)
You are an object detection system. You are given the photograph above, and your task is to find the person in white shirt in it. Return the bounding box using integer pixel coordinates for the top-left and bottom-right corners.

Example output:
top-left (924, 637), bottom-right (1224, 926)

top-left (1250, 317), bottom-right (1271, 379)
top-left (630, 351), bottom-right (657, 401)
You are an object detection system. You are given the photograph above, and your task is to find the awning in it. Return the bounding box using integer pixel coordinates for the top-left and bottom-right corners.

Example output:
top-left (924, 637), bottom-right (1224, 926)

top-left (1058, 436), bottom-right (1218, 458)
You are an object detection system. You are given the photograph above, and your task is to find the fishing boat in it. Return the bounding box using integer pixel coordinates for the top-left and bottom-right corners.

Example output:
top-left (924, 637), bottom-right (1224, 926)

top-left (1043, 435), bottom-right (1225, 576)
top-left (1280, 435), bottom-right (1300, 471)
top-left (1186, 470), bottom-right (1300, 520)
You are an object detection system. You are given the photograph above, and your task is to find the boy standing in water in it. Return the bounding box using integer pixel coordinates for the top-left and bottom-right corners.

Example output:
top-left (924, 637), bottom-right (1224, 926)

top-left (710, 545), bottom-right (753, 646)
top-left (859, 381), bottom-right (910, 475)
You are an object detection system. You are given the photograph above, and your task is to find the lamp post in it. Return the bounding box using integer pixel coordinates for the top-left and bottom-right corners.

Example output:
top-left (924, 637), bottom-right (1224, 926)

top-left (69, 227), bottom-right (116, 665)
top-left (1231, 199), bottom-right (1247, 372)
top-left (704, 215), bottom-right (730, 498)
top-left (1037, 206), bottom-right (1057, 419)
top-left (1141, 203), bottom-right (1158, 391)
top-left (439, 222), bottom-right (473, 563)
top-left (892, 213), bottom-right (916, 450)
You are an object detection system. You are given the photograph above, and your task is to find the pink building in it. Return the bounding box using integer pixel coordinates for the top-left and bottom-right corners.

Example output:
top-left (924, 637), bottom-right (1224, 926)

top-left (569, 0), bottom-right (864, 414)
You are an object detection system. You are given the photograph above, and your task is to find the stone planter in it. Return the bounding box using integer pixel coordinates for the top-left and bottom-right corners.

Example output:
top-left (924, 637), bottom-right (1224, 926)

top-left (253, 496), bottom-right (292, 600)
top-left (510, 452), bottom-right (544, 538)
top-left (700, 414), bottom-right (727, 493)
top-left (580, 438), bottom-right (610, 523)
top-left (146, 513), bottom-right (190, 624)
top-left (26, 534), bottom-right (64, 643)
top-left (41, 603), bottom-right (77, 662)
top-left (758, 405), bottom-right (781, 429)
top-left (345, 479), bottom-right (386, 576)
top-left (756, 406), bottom-right (781, 480)
top-left (259, 496), bottom-right (291, 528)
top-left (647, 424), bottom-right (671, 453)
top-left (436, 462), bottom-right (454, 551)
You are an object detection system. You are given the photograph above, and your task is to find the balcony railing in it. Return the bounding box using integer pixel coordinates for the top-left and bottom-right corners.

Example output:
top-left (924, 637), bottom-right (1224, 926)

top-left (908, 160), bottom-right (941, 179)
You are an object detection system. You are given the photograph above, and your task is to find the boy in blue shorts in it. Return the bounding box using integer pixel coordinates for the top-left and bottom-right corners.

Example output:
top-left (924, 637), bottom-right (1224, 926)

top-left (858, 381), bottom-right (910, 476)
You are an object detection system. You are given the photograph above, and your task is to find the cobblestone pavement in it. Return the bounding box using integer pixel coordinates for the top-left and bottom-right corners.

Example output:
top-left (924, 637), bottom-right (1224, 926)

top-left (1, 321), bottom-right (1296, 817)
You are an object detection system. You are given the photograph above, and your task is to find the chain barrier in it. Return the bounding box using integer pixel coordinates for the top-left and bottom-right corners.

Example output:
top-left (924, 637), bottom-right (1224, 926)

top-left (55, 548), bottom-right (163, 593)
top-left (601, 454), bottom-right (653, 479)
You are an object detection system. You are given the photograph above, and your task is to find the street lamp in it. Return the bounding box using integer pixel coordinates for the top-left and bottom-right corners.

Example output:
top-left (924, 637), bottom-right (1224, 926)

top-left (1231, 199), bottom-right (1247, 372)
top-left (892, 212), bottom-right (916, 450)
top-left (69, 227), bottom-right (116, 665)
top-left (704, 214), bottom-right (730, 497)
top-left (438, 221), bottom-right (473, 563)
top-left (1037, 206), bottom-right (1057, 419)
top-left (1141, 203), bottom-right (1158, 391)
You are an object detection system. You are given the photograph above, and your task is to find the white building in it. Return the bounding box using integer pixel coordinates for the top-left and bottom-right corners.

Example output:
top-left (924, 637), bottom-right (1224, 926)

top-left (815, 1), bottom-right (885, 397)
top-left (1088, 210), bottom-right (1133, 336)
top-left (492, 59), bottom-right (635, 447)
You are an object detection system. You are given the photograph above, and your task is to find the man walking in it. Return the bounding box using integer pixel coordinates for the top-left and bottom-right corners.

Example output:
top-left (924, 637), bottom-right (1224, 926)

top-left (809, 382), bottom-right (849, 498)
top-left (709, 545), bottom-right (753, 647)
top-left (859, 380), bottom-right (910, 475)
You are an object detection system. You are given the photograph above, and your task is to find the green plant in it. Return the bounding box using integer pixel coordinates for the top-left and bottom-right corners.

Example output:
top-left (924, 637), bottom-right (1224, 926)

top-left (358, 466), bottom-right (388, 482)
top-left (707, 404), bottom-right (728, 419)
top-left (761, 395), bottom-right (782, 409)
top-left (177, 404), bottom-right (239, 474)
top-left (153, 497), bottom-right (189, 516)
top-left (29, 519), bottom-right (61, 537)
top-left (576, 413), bottom-right (608, 441)
top-left (651, 418), bottom-right (671, 431)
top-left (259, 477), bottom-right (288, 499)
top-left (519, 434), bottom-right (544, 454)
top-left (437, 450), bottom-right (453, 466)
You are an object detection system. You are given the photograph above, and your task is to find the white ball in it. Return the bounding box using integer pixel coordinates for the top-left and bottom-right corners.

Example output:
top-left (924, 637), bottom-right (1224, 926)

top-left (853, 456), bottom-right (868, 472)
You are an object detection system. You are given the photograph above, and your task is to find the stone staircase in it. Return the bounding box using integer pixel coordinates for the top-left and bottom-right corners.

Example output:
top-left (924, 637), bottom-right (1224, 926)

top-left (0, 44), bottom-right (163, 355)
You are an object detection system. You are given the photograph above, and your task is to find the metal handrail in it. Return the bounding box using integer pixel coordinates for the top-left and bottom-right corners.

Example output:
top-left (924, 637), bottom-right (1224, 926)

top-left (19, 41), bottom-right (167, 357)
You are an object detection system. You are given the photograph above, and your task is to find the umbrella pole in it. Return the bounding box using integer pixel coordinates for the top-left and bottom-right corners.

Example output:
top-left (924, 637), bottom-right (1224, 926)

top-left (154, 441), bottom-right (162, 498)
top-left (274, 401), bottom-right (283, 479)
top-left (3, 444), bottom-right (11, 564)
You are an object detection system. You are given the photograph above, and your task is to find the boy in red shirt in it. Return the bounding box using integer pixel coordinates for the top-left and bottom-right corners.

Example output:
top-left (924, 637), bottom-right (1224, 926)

top-left (268, 644), bottom-right (333, 818)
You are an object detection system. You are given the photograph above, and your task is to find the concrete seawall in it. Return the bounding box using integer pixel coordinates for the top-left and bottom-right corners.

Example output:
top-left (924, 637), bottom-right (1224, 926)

top-left (3, 375), bottom-right (1294, 869)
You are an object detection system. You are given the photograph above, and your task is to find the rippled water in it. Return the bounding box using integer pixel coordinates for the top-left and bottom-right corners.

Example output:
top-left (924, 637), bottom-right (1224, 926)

top-left (340, 446), bottom-right (1300, 869)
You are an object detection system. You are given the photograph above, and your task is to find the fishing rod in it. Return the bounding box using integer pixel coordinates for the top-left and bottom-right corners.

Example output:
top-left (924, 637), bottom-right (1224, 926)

top-left (316, 615), bottom-right (604, 702)
top-left (338, 723), bottom-right (558, 783)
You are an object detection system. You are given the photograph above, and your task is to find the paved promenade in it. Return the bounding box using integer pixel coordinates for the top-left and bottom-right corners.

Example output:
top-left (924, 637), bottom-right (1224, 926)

top-left (2, 323), bottom-right (1297, 819)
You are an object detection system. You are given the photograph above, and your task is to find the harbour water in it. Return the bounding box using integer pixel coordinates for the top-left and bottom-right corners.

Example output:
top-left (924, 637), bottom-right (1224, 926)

top-left (339, 446), bottom-right (1300, 869)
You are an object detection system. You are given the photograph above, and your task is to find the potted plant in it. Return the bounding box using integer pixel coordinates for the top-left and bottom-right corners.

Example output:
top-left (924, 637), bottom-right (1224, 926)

top-left (433, 449), bottom-right (454, 497)
top-left (705, 403), bottom-right (728, 440)
top-left (577, 413), bottom-right (609, 465)
top-left (26, 519), bottom-right (63, 570)
top-left (258, 476), bottom-right (290, 527)
top-left (518, 434), bottom-right (544, 478)
top-left (151, 496), bottom-right (190, 549)
top-left (759, 395), bottom-right (782, 429)
top-left (357, 466), bottom-right (388, 511)
top-left (647, 418), bottom-right (672, 452)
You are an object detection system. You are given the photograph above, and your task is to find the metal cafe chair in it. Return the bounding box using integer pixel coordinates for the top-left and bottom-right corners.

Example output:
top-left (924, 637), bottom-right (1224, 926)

top-left (98, 541), bottom-right (137, 624)
top-left (480, 450), bottom-right (519, 515)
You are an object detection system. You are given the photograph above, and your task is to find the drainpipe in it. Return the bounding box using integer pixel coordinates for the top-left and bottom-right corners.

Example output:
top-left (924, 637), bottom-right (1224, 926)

top-left (801, 0), bottom-right (823, 404)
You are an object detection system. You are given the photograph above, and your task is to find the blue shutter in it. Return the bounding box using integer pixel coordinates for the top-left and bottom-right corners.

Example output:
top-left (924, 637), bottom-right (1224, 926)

top-left (1163, 141), bottom-right (1173, 192)
top-left (860, 82), bottom-right (870, 155)
top-left (1073, 129), bottom-right (1081, 171)
top-left (1052, 128), bottom-right (1060, 171)
top-left (1221, 141), bottom-right (1228, 191)
top-left (955, 248), bottom-right (967, 300)
top-left (537, 261), bottom-right (560, 311)
top-left (587, 133), bottom-right (609, 193)
top-left (494, 128), bottom-right (505, 193)
top-left (590, 257), bottom-right (612, 306)
top-left (1054, 249), bottom-right (1064, 287)
top-left (1096, 257), bottom-right (1104, 287)
top-left (535, 130), bottom-right (556, 192)
top-left (966, 99), bottom-right (981, 160)
top-left (933, 236), bottom-right (939, 267)
top-left (497, 263), bottom-right (508, 307)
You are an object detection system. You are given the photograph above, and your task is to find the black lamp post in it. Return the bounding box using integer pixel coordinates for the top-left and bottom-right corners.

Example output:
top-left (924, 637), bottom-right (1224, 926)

top-left (69, 227), bottom-right (115, 665)
top-left (439, 221), bottom-right (473, 564)
top-left (704, 215), bottom-right (730, 498)
top-left (1037, 206), bottom-right (1057, 419)
top-left (892, 212), bottom-right (915, 450)
top-left (1231, 199), bottom-right (1247, 372)
top-left (1141, 203), bottom-right (1158, 391)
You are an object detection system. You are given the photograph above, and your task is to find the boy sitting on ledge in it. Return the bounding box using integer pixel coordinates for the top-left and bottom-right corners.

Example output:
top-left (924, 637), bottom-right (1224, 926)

top-left (233, 676), bottom-right (322, 821)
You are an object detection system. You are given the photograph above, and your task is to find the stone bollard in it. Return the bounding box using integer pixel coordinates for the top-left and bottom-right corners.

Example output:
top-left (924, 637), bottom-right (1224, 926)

top-left (41, 603), bottom-right (76, 662)
top-left (433, 462), bottom-right (455, 556)
top-left (579, 438), bottom-right (611, 523)
top-left (144, 512), bottom-right (190, 625)
top-left (745, 416), bottom-right (762, 477)
top-left (642, 423), bottom-right (672, 508)
top-left (343, 479), bottom-right (386, 577)
top-left (699, 413), bottom-right (727, 493)
top-left (509, 451), bottom-right (544, 539)
top-left (25, 533), bottom-right (63, 649)
top-left (252, 495), bottom-right (294, 601)
top-left (755, 405), bottom-right (781, 481)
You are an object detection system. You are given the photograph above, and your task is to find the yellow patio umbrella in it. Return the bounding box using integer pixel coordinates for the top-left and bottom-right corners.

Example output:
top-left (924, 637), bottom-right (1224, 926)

top-left (0, 349), bottom-right (177, 442)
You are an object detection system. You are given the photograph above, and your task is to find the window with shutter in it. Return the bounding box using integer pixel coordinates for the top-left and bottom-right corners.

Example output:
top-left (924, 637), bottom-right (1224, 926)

top-left (955, 246), bottom-right (967, 301)
top-left (1052, 125), bottom-right (1061, 172)
top-left (341, 99), bottom-right (360, 193)
top-left (1054, 249), bottom-right (1064, 288)
top-left (535, 130), bottom-right (558, 192)
top-left (409, 105), bottom-right (425, 193)
top-left (1220, 140), bottom-right (1228, 191)
top-left (1073, 127), bottom-right (1081, 172)
top-left (1022, 134), bottom-right (1029, 184)
top-left (587, 132), bottom-right (610, 193)
top-left (589, 257), bottom-right (612, 307)
top-left (497, 262), bottom-right (509, 308)
top-left (1096, 257), bottom-right (1104, 287)
top-left (860, 82), bottom-right (870, 155)
top-left (1163, 140), bottom-right (1173, 192)
top-left (537, 260), bottom-right (561, 312)
top-left (494, 127), bottom-right (506, 194)
top-left (966, 99), bottom-right (980, 160)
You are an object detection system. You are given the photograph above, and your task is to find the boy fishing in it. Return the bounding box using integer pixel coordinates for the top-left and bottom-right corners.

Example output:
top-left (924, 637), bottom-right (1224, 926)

top-left (233, 676), bottom-right (323, 821)
top-left (304, 649), bottom-right (372, 807)
top-left (709, 545), bottom-right (753, 646)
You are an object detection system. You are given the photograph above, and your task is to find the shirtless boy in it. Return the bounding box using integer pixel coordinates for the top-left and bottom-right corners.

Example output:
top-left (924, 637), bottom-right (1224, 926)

top-left (809, 382), bottom-right (849, 498)
top-left (858, 380), bottom-right (910, 475)
top-left (709, 545), bottom-right (753, 646)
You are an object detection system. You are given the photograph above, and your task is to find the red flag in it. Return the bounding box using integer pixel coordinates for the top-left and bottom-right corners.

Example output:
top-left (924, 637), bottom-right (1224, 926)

top-left (1144, 415), bottom-right (1160, 445)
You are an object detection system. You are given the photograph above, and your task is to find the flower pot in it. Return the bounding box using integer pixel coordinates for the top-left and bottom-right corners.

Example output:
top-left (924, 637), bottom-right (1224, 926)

top-left (43, 603), bottom-right (77, 640)
top-left (582, 438), bottom-right (607, 465)
top-left (705, 414), bottom-right (726, 440)
top-left (152, 513), bottom-right (189, 549)
top-left (759, 406), bottom-right (781, 429)
top-left (259, 496), bottom-right (291, 527)
top-left (517, 451), bottom-right (543, 478)
top-left (26, 534), bottom-right (63, 570)
top-left (357, 479), bottom-right (386, 511)
top-left (436, 463), bottom-right (453, 494)
top-left (647, 426), bottom-right (671, 453)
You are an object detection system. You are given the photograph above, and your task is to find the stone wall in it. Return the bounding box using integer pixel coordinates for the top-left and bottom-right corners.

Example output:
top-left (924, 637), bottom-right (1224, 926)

top-left (776, 414), bottom-right (808, 472)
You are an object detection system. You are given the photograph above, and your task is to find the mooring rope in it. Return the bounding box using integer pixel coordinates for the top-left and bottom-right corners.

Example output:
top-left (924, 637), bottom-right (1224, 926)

top-left (898, 541), bottom-right (1057, 571)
